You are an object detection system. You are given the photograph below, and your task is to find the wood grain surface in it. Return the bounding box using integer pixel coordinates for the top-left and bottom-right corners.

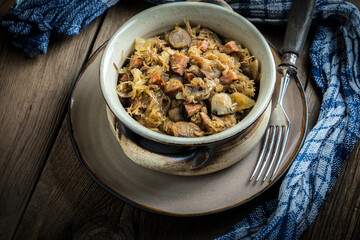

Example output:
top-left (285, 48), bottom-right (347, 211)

top-left (1, 0), bottom-right (359, 239)
top-left (0, 3), bottom-right (103, 239)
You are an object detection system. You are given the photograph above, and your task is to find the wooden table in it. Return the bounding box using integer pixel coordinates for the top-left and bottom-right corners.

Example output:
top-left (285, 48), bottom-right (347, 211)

top-left (1, 1), bottom-right (359, 239)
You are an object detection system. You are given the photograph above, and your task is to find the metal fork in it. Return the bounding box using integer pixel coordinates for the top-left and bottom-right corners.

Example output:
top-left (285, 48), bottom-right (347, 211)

top-left (250, 64), bottom-right (292, 182)
top-left (250, 0), bottom-right (316, 182)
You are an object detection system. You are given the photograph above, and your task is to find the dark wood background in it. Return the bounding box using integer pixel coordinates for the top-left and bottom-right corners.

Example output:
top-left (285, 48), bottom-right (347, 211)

top-left (0, 0), bottom-right (359, 239)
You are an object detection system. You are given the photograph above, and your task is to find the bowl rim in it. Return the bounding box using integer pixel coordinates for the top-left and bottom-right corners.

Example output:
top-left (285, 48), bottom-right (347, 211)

top-left (100, 2), bottom-right (276, 146)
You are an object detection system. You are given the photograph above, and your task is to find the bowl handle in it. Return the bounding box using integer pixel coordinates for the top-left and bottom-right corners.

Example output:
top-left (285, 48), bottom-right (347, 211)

top-left (186, 0), bottom-right (233, 11)
top-left (117, 123), bottom-right (214, 171)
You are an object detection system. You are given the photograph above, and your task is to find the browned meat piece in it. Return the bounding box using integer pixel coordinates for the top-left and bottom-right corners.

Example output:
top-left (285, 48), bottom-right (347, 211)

top-left (184, 103), bottom-right (202, 117)
top-left (170, 53), bottom-right (189, 75)
top-left (129, 55), bottom-right (143, 69)
top-left (169, 27), bottom-right (191, 49)
top-left (119, 73), bottom-right (129, 81)
top-left (200, 112), bottom-right (236, 134)
top-left (219, 70), bottom-right (237, 85)
top-left (193, 41), bottom-right (210, 52)
top-left (149, 73), bottom-right (165, 86)
top-left (221, 41), bottom-right (240, 54)
top-left (170, 122), bottom-right (204, 137)
top-left (184, 72), bottom-right (195, 81)
top-left (211, 93), bottom-right (233, 115)
top-left (200, 112), bottom-right (212, 126)
top-left (164, 79), bottom-right (184, 96)
top-left (199, 112), bottom-right (225, 134)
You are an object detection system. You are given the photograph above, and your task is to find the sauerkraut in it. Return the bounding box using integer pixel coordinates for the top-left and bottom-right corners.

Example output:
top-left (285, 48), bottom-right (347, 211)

top-left (114, 21), bottom-right (260, 137)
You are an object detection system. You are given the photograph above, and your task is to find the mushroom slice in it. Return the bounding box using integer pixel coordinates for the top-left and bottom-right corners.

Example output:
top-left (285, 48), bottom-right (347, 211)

top-left (168, 107), bottom-right (185, 122)
top-left (211, 93), bottom-right (233, 116)
top-left (168, 27), bottom-right (191, 49)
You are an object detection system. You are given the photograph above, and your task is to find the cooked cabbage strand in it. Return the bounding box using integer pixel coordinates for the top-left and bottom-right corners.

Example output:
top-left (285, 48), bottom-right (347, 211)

top-left (115, 21), bottom-right (260, 137)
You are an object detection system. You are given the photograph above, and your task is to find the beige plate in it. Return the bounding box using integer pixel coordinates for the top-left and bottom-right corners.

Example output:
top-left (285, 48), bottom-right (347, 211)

top-left (68, 42), bottom-right (308, 216)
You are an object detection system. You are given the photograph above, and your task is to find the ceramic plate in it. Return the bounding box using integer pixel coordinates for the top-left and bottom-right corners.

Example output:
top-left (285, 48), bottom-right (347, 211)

top-left (68, 43), bottom-right (308, 216)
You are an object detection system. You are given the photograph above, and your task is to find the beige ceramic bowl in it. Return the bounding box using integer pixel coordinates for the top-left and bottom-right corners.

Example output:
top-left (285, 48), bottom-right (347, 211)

top-left (100, 2), bottom-right (276, 175)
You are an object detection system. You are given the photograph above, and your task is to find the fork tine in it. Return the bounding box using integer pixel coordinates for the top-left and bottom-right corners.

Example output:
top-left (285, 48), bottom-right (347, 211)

top-left (256, 126), bottom-right (276, 181)
top-left (263, 126), bottom-right (283, 181)
top-left (270, 126), bottom-right (290, 181)
top-left (250, 127), bottom-right (270, 180)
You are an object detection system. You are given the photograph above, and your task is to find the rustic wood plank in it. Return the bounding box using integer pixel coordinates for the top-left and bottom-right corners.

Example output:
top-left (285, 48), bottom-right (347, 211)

top-left (91, 0), bottom-right (152, 52)
top-left (13, 118), bottom-right (130, 240)
top-left (0, 6), bottom-right (104, 240)
top-left (0, 0), bottom-right (14, 16)
top-left (304, 76), bottom-right (322, 131)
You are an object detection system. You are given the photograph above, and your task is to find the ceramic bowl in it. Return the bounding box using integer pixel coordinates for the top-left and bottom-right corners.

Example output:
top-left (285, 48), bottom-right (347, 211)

top-left (100, 1), bottom-right (276, 175)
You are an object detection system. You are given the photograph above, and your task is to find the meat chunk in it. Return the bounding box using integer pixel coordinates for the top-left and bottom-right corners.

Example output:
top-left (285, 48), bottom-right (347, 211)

top-left (164, 79), bottom-right (184, 96)
top-left (170, 122), bottom-right (204, 137)
top-left (219, 70), bottom-right (238, 85)
top-left (129, 55), bottom-right (143, 69)
top-left (184, 103), bottom-right (202, 117)
top-left (184, 72), bottom-right (195, 81)
top-left (200, 112), bottom-right (236, 134)
top-left (221, 41), bottom-right (240, 54)
top-left (149, 73), bottom-right (165, 86)
top-left (193, 41), bottom-right (210, 52)
top-left (169, 27), bottom-right (191, 49)
top-left (119, 73), bottom-right (129, 82)
top-left (170, 53), bottom-right (189, 75)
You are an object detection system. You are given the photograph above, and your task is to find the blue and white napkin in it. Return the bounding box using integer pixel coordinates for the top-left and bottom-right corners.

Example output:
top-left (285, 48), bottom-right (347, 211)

top-left (1, 0), bottom-right (118, 57)
top-left (215, 1), bottom-right (360, 239)
top-left (2, 0), bottom-right (359, 239)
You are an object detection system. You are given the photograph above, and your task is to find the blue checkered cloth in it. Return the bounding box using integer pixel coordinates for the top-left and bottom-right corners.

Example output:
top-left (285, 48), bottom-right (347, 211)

top-left (1, 0), bottom-right (118, 57)
top-left (2, 0), bottom-right (359, 239)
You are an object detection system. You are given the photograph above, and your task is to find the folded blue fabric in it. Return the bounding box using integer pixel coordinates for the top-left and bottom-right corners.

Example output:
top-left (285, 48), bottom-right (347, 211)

top-left (2, 0), bottom-right (359, 239)
top-left (214, 1), bottom-right (360, 239)
top-left (1, 0), bottom-right (118, 57)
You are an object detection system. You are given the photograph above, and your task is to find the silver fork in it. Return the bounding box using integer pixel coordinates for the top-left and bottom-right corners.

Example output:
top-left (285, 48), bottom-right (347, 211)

top-left (250, 65), bottom-right (292, 182)
top-left (250, 0), bottom-right (316, 182)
